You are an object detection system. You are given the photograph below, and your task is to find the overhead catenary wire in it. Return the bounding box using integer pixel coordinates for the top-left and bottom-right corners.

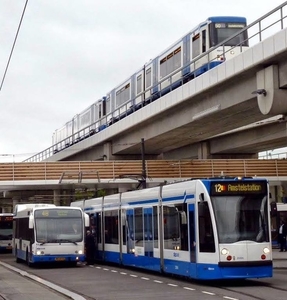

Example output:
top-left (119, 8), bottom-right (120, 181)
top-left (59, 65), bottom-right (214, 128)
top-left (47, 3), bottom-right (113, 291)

top-left (0, 0), bottom-right (29, 92)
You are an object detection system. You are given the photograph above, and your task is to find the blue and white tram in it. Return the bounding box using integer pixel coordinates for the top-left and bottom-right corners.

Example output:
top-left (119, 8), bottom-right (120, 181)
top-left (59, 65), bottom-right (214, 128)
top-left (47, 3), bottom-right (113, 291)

top-left (52, 16), bottom-right (248, 153)
top-left (71, 176), bottom-right (272, 280)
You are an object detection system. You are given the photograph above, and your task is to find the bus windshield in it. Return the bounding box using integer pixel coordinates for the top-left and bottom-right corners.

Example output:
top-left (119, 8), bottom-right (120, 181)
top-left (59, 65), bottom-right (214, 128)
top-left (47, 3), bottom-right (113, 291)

top-left (210, 22), bottom-right (248, 47)
top-left (35, 217), bottom-right (83, 244)
top-left (0, 220), bottom-right (13, 240)
top-left (211, 195), bottom-right (269, 243)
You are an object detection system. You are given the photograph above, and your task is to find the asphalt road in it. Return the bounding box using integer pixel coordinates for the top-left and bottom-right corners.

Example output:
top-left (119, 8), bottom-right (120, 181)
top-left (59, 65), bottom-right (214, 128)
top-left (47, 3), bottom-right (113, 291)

top-left (1, 253), bottom-right (287, 300)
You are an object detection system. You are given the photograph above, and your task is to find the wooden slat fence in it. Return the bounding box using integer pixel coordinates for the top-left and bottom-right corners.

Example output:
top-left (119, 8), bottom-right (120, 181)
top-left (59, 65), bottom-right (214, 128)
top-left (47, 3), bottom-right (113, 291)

top-left (0, 159), bottom-right (287, 182)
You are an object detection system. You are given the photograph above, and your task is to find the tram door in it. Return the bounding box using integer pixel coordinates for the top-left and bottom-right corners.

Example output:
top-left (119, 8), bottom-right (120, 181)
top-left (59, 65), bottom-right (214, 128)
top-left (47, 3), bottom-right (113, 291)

top-left (143, 208), bottom-right (153, 257)
top-left (188, 204), bottom-right (196, 263)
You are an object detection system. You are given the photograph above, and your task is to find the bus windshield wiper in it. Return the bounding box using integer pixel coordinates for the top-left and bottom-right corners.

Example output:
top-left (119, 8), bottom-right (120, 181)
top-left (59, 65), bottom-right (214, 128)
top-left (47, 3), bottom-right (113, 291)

top-left (39, 239), bottom-right (58, 245)
top-left (58, 239), bottom-right (78, 245)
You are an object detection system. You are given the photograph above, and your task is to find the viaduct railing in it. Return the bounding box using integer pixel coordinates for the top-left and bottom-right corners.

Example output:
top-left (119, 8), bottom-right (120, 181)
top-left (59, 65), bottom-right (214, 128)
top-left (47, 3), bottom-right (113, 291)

top-left (0, 159), bottom-right (286, 182)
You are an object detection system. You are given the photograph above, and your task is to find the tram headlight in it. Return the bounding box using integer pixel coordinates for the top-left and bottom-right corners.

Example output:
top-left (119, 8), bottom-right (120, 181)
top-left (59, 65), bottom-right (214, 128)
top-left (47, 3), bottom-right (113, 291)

top-left (263, 247), bottom-right (270, 254)
top-left (221, 248), bottom-right (229, 255)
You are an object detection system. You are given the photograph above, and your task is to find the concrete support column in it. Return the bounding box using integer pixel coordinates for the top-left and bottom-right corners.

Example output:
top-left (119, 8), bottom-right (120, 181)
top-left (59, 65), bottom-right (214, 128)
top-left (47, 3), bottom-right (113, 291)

top-left (1, 207), bottom-right (12, 213)
top-left (53, 190), bottom-right (61, 206)
top-left (103, 142), bottom-right (115, 161)
top-left (12, 197), bottom-right (21, 212)
top-left (198, 141), bottom-right (210, 159)
top-left (281, 183), bottom-right (287, 203)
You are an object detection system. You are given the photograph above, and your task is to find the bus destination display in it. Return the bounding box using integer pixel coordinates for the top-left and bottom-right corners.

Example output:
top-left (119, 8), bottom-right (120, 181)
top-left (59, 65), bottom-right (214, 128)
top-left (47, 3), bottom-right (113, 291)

top-left (210, 181), bottom-right (267, 195)
top-left (0, 216), bottom-right (13, 222)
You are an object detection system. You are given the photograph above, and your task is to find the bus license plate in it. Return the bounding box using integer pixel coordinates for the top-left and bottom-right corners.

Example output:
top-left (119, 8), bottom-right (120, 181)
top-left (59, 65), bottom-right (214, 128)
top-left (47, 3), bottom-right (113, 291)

top-left (55, 257), bottom-right (66, 261)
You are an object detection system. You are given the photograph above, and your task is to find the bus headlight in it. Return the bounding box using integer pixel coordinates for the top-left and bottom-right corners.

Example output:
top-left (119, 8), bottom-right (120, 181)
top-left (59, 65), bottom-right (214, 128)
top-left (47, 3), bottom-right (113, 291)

top-left (263, 247), bottom-right (270, 254)
top-left (76, 250), bottom-right (83, 255)
top-left (221, 248), bottom-right (229, 255)
top-left (36, 250), bottom-right (44, 255)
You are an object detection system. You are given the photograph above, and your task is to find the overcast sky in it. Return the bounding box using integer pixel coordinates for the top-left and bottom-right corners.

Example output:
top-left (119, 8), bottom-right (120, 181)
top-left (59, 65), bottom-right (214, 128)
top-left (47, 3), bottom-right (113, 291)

top-left (0, 1), bottom-right (286, 162)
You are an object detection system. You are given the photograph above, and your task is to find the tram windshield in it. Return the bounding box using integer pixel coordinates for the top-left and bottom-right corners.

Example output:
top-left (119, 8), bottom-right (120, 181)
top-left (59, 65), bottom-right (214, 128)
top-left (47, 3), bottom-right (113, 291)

top-left (211, 195), bottom-right (269, 243)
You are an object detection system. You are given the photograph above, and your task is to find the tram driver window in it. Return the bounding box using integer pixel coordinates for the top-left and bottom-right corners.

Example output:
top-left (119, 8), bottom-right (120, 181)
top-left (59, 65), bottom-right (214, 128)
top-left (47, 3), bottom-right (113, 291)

top-left (198, 202), bottom-right (215, 252)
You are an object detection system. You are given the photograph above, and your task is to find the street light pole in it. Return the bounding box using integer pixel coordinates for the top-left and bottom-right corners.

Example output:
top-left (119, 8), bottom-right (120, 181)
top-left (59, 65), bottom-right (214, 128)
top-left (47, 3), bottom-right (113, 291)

top-left (141, 138), bottom-right (147, 189)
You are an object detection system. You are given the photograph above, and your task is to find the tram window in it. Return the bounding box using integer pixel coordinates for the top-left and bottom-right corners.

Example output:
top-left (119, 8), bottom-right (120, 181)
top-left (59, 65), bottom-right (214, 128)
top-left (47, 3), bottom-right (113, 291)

top-left (153, 207), bottom-right (158, 240)
top-left (198, 202), bottom-right (215, 252)
top-left (175, 203), bottom-right (189, 251)
top-left (134, 208), bottom-right (143, 241)
top-left (104, 210), bottom-right (119, 244)
top-left (163, 206), bottom-right (180, 250)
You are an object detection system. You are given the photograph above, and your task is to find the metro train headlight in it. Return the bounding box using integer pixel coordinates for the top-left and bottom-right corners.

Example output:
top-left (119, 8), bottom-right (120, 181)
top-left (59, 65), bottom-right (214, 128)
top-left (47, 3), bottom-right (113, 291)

top-left (221, 248), bottom-right (229, 255)
top-left (263, 247), bottom-right (270, 254)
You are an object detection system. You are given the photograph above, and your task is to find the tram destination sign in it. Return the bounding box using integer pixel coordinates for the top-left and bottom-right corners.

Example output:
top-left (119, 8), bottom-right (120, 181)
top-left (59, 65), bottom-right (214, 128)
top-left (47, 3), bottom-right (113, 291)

top-left (210, 181), bottom-right (267, 196)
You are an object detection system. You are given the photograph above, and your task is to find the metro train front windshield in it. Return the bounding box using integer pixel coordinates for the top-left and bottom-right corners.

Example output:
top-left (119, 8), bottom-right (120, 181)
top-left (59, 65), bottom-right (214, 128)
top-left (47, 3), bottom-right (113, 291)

top-left (210, 22), bottom-right (248, 47)
top-left (211, 195), bottom-right (269, 244)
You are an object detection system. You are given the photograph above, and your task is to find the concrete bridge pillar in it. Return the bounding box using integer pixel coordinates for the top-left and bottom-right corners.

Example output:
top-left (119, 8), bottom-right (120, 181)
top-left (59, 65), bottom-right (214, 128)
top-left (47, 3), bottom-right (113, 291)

top-left (12, 197), bottom-right (21, 212)
top-left (103, 142), bottom-right (115, 161)
top-left (53, 190), bottom-right (61, 206)
top-left (1, 206), bottom-right (12, 213)
top-left (198, 141), bottom-right (210, 159)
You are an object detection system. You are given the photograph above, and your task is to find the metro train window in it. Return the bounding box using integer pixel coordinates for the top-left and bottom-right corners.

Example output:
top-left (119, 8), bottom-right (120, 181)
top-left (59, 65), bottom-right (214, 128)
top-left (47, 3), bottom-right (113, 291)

top-left (137, 75), bottom-right (142, 95)
top-left (160, 47), bottom-right (182, 79)
top-left (192, 33), bottom-right (200, 58)
top-left (145, 68), bottom-right (151, 89)
top-left (105, 96), bottom-right (111, 114)
top-left (116, 83), bottom-right (131, 107)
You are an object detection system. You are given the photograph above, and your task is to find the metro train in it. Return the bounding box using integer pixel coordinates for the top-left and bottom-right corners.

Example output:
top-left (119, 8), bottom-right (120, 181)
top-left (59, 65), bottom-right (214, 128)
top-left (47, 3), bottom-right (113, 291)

top-left (53, 16), bottom-right (248, 153)
top-left (71, 176), bottom-right (272, 280)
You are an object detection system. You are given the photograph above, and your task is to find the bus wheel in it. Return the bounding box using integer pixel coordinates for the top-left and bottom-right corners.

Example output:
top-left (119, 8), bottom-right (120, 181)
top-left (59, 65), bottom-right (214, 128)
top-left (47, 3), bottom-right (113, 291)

top-left (15, 247), bottom-right (21, 263)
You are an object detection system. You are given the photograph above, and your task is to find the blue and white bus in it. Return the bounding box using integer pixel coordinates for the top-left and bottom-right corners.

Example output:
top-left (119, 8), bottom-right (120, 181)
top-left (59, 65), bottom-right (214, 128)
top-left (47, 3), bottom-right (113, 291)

top-left (0, 213), bottom-right (13, 252)
top-left (71, 176), bottom-right (272, 280)
top-left (13, 204), bottom-right (89, 266)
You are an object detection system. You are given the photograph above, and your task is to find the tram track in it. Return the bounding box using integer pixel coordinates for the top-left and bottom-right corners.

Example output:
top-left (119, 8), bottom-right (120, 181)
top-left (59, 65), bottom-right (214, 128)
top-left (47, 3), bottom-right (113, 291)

top-left (206, 279), bottom-right (287, 300)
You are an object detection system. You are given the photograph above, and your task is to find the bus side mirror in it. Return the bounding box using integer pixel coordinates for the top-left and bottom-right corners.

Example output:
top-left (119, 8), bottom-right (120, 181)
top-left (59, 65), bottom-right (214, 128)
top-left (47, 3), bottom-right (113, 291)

top-left (84, 213), bottom-right (90, 228)
top-left (29, 218), bottom-right (34, 229)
